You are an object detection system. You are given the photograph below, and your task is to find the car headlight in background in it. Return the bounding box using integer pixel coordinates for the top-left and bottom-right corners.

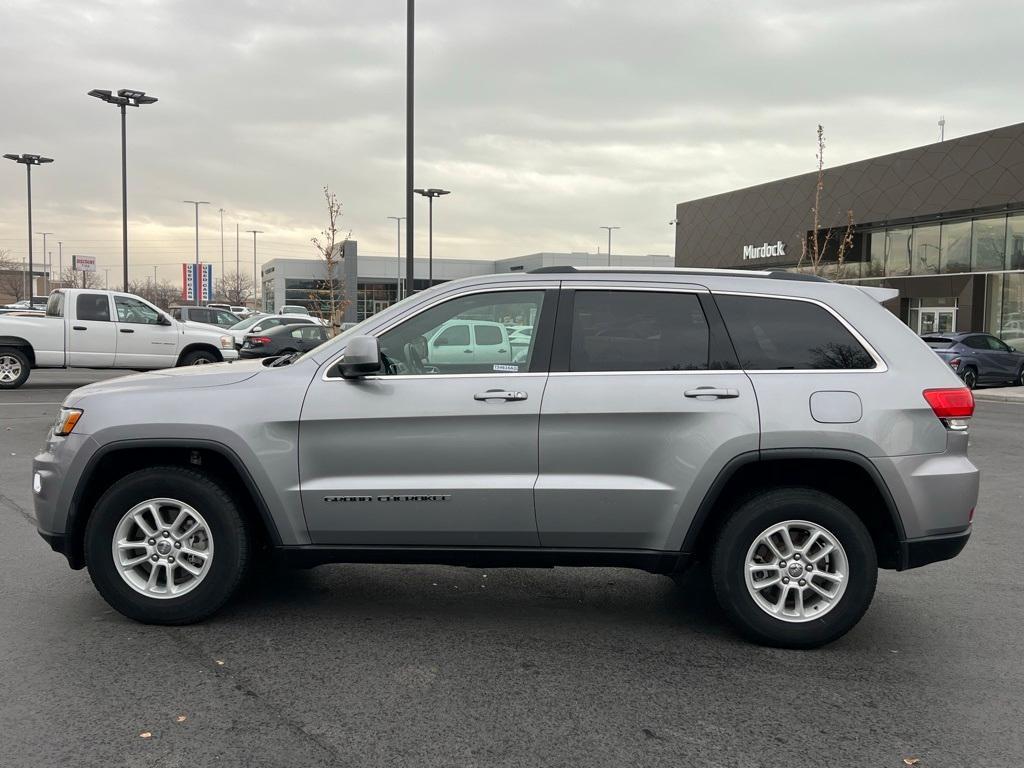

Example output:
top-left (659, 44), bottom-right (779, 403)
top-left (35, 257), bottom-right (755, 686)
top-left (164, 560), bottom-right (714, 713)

top-left (53, 407), bottom-right (83, 436)
top-left (220, 335), bottom-right (233, 349)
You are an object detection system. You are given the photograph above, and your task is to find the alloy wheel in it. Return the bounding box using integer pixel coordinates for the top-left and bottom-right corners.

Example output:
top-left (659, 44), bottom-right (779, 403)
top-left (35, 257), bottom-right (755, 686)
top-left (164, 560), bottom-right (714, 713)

top-left (744, 519), bottom-right (849, 623)
top-left (111, 498), bottom-right (215, 599)
top-left (0, 354), bottom-right (22, 383)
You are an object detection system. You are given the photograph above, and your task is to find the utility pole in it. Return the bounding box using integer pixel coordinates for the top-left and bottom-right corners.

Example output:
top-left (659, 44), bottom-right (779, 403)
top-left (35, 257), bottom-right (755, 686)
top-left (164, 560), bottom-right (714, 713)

top-left (387, 216), bottom-right (405, 302)
top-left (218, 208), bottom-right (225, 292)
top-left (406, 0), bottom-right (415, 294)
top-left (58, 241), bottom-right (62, 288)
top-left (247, 230), bottom-right (263, 310)
top-left (37, 232), bottom-right (52, 295)
top-left (600, 226), bottom-right (620, 267)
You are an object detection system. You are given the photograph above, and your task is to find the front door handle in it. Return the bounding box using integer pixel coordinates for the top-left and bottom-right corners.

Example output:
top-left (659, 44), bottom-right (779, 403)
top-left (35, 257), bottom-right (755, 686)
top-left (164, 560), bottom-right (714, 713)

top-left (73, 325), bottom-right (87, 331)
top-left (684, 387), bottom-right (739, 400)
top-left (474, 389), bottom-right (528, 402)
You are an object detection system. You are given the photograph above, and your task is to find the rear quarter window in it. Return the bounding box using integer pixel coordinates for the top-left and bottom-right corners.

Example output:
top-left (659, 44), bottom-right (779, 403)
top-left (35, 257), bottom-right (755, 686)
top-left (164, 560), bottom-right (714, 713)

top-left (715, 294), bottom-right (876, 370)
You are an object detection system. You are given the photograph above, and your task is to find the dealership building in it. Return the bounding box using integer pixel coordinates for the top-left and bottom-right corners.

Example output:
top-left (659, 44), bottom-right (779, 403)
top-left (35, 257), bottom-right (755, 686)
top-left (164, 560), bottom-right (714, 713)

top-left (673, 122), bottom-right (1024, 343)
top-left (261, 248), bottom-right (672, 322)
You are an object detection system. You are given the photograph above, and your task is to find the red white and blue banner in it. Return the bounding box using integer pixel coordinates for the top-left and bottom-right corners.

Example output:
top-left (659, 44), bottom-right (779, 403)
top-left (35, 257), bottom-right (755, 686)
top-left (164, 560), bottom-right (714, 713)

top-left (181, 263), bottom-right (213, 302)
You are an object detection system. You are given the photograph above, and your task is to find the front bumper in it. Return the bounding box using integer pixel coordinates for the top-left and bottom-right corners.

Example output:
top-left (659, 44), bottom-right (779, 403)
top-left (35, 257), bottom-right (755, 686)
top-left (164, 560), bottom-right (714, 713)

top-left (221, 347), bottom-right (240, 361)
top-left (899, 527), bottom-right (971, 570)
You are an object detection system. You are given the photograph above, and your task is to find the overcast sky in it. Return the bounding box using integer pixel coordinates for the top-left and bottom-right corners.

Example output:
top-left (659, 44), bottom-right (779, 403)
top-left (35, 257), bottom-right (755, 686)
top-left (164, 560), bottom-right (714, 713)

top-left (1, 0), bottom-right (1022, 282)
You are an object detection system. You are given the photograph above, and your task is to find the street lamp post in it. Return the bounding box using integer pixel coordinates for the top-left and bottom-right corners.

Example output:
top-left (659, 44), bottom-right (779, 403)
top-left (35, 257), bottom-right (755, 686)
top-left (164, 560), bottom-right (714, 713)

top-left (600, 226), bottom-right (621, 267)
top-left (37, 232), bottom-right (52, 294)
top-left (406, 0), bottom-right (415, 299)
top-left (183, 201), bottom-right (210, 303)
top-left (3, 153), bottom-right (54, 306)
top-left (247, 230), bottom-right (263, 310)
top-left (413, 188), bottom-right (450, 287)
top-left (58, 241), bottom-right (63, 288)
top-left (88, 89), bottom-right (158, 291)
top-left (218, 208), bottom-right (225, 295)
top-left (387, 216), bottom-right (406, 302)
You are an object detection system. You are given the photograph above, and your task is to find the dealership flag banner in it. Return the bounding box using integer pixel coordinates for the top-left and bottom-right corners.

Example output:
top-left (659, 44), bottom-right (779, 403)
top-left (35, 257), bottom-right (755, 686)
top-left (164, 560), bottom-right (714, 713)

top-left (181, 263), bottom-right (214, 302)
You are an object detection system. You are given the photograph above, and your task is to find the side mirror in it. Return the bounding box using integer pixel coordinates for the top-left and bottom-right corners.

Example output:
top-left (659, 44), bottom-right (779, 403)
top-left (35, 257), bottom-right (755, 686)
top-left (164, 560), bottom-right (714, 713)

top-left (337, 335), bottom-right (382, 379)
top-left (159, 313), bottom-right (172, 326)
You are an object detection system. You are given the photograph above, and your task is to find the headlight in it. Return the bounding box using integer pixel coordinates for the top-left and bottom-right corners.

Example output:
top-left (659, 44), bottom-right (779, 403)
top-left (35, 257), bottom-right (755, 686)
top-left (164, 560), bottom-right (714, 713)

top-left (219, 335), bottom-right (233, 349)
top-left (53, 407), bottom-right (83, 436)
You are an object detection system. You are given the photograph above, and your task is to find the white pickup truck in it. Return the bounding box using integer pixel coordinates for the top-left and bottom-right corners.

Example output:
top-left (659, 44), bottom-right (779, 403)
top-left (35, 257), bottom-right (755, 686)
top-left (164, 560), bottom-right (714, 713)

top-left (0, 288), bottom-right (238, 389)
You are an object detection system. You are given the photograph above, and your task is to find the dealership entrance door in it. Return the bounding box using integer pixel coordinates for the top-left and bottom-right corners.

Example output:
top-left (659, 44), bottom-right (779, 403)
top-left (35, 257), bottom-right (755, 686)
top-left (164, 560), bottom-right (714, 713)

top-left (917, 306), bottom-right (956, 335)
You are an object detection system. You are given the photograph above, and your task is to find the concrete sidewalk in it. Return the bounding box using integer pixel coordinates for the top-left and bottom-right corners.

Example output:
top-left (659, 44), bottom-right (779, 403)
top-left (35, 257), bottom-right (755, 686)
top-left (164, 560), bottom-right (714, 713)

top-left (973, 386), bottom-right (1024, 403)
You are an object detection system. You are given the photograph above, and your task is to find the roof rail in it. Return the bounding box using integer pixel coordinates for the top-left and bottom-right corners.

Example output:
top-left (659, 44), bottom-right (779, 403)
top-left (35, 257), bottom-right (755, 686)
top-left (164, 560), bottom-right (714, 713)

top-left (528, 265), bottom-right (829, 282)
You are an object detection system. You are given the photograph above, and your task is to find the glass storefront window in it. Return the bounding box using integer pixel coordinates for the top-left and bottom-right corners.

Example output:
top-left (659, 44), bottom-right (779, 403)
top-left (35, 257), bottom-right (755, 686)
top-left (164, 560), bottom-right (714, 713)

top-left (865, 232), bottom-right (885, 277)
top-left (885, 228), bottom-right (911, 276)
top-left (1000, 273), bottom-right (1024, 349)
top-left (1006, 214), bottom-right (1024, 270)
top-left (911, 224), bottom-right (940, 275)
top-left (972, 216), bottom-right (1006, 271)
top-left (940, 220), bottom-right (972, 273)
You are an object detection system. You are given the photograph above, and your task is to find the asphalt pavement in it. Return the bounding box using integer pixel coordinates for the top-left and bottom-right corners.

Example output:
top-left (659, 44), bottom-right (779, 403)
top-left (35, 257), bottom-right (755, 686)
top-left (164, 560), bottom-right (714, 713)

top-left (1, 370), bottom-right (1023, 767)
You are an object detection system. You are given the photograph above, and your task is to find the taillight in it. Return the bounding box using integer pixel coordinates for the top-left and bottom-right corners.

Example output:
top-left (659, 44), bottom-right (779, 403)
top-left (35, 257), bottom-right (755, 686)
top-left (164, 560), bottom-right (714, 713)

top-left (923, 387), bottom-right (974, 430)
top-left (948, 357), bottom-right (960, 369)
top-left (250, 336), bottom-right (272, 346)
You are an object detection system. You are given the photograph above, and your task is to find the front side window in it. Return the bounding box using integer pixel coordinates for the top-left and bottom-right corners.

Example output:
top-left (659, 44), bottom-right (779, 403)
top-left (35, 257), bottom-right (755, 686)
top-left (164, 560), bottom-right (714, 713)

top-left (378, 290), bottom-right (545, 375)
top-left (76, 293), bottom-right (110, 322)
top-left (569, 291), bottom-right (709, 372)
top-left (114, 296), bottom-right (161, 324)
top-left (716, 295), bottom-right (876, 370)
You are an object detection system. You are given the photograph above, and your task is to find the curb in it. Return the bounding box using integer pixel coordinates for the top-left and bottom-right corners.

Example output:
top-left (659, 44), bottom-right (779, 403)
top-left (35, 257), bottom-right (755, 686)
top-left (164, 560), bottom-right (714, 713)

top-left (973, 392), bottom-right (1024, 404)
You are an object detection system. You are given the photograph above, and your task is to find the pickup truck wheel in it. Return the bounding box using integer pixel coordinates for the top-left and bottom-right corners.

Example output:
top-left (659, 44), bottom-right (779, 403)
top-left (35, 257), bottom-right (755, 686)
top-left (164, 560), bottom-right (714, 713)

top-left (0, 347), bottom-right (30, 389)
top-left (711, 488), bottom-right (877, 649)
top-left (180, 349), bottom-right (218, 366)
top-left (84, 466), bottom-right (250, 624)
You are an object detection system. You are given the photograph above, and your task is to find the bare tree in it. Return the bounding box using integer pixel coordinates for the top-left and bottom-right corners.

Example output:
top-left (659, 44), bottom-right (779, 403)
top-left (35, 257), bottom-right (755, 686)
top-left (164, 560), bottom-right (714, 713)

top-left (797, 125), bottom-right (856, 278)
top-left (310, 186), bottom-right (351, 336)
top-left (0, 250), bottom-right (29, 303)
top-left (215, 270), bottom-right (255, 305)
top-left (129, 280), bottom-right (180, 310)
top-left (58, 266), bottom-right (103, 290)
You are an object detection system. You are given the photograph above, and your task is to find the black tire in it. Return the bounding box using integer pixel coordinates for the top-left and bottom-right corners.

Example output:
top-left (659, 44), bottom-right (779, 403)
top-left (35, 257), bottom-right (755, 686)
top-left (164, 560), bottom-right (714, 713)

top-left (711, 488), bottom-right (877, 649)
top-left (962, 367), bottom-right (977, 390)
top-left (1015, 366), bottom-right (1024, 387)
top-left (180, 349), bottom-right (219, 366)
top-left (84, 466), bottom-right (250, 624)
top-left (0, 346), bottom-right (31, 389)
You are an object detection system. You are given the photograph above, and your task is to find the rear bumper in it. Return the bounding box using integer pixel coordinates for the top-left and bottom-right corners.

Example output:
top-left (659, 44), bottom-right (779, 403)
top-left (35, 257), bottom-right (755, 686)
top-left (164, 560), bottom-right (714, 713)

top-left (898, 527), bottom-right (971, 570)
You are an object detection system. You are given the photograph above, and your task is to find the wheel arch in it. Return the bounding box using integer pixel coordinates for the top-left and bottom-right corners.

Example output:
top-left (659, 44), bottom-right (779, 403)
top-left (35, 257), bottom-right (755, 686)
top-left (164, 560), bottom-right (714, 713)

top-left (683, 449), bottom-right (906, 570)
top-left (65, 439), bottom-right (282, 569)
top-left (0, 336), bottom-right (36, 365)
top-left (176, 343), bottom-right (224, 365)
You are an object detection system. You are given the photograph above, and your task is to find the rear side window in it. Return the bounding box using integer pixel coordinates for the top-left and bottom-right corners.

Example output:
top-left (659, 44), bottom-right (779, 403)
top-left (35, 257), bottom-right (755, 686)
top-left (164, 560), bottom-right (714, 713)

top-left (570, 291), bottom-right (710, 372)
top-left (46, 292), bottom-right (64, 318)
top-left (434, 324), bottom-right (470, 346)
top-left (76, 293), bottom-right (110, 322)
top-left (474, 325), bottom-right (503, 346)
top-left (715, 295), bottom-right (875, 370)
top-left (963, 336), bottom-right (988, 350)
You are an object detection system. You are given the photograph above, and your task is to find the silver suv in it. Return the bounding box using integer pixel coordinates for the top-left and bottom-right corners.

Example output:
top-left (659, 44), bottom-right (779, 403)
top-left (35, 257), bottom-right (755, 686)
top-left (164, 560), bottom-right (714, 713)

top-left (33, 268), bottom-right (979, 647)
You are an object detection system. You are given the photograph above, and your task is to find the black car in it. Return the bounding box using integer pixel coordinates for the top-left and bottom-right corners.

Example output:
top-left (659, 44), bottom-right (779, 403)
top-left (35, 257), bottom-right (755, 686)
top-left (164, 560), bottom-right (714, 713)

top-left (923, 331), bottom-right (1024, 388)
top-left (239, 323), bottom-right (331, 358)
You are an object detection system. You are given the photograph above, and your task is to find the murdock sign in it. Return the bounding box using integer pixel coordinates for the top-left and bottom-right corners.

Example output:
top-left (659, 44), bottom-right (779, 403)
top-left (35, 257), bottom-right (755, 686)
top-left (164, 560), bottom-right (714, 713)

top-left (742, 240), bottom-right (786, 260)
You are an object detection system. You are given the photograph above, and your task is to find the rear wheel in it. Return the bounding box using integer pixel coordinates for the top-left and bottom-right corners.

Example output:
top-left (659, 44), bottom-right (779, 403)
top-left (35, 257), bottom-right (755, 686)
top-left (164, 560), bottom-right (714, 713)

top-left (1015, 365), bottom-right (1024, 387)
top-left (711, 488), bottom-right (877, 648)
top-left (962, 367), bottom-right (977, 389)
top-left (0, 347), bottom-right (30, 389)
top-left (84, 467), bottom-right (250, 624)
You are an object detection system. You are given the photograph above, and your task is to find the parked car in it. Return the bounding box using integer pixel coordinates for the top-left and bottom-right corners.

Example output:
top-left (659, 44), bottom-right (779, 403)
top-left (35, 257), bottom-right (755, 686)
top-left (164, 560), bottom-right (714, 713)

top-left (225, 313), bottom-right (320, 349)
top-left (0, 289), bottom-right (238, 389)
top-left (33, 268), bottom-right (978, 648)
top-left (280, 305), bottom-right (311, 316)
top-left (170, 305), bottom-right (241, 329)
top-left (923, 332), bottom-right (1024, 388)
top-left (0, 308), bottom-right (45, 317)
top-left (424, 319), bottom-right (513, 372)
top-left (230, 305), bottom-right (251, 318)
top-left (239, 323), bottom-right (331, 359)
top-left (5, 296), bottom-right (49, 310)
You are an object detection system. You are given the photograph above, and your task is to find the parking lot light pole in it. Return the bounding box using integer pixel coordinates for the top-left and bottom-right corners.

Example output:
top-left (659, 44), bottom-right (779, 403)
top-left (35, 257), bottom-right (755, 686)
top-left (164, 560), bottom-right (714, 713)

top-left (37, 232), bottom-right (52, 294)
top-left (413, 188), bottom-right (450, 287)
top-left (387, 216), bottom-right (406, 302)
top-left (184, 201), bottom-right (210, 303)
top-left (3, 153), bottom-right (54, 306)
top-left (88, 89), bottom-right (158, 291)
top-left (600, 226), bottom-right (620, 267)
top-left (247, 230), bottom-right (263, 310)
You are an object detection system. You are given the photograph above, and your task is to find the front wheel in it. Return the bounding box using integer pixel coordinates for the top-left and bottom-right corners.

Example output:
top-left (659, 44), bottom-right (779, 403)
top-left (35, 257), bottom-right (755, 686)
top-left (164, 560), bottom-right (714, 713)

top-left (84, 467), bottom-right (250, 624)
top-left (180, 349), bottom-right (219, 366)
top-left (711, 488), bottom-right (877, 648)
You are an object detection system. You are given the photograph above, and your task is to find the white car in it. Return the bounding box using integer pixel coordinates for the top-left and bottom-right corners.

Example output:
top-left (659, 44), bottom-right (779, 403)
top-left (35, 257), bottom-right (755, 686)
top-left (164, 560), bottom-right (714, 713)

top-left (0, 289), bottom-right (238, 389)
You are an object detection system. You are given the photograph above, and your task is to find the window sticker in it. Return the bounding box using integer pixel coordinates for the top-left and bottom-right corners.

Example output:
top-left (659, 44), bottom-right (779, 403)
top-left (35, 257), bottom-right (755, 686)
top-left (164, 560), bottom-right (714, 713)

top-left (493, 363), bottom-right (519, 372)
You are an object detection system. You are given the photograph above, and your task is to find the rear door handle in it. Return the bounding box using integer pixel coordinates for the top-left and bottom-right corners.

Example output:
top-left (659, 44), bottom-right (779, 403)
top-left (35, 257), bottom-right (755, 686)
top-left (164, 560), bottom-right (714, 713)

top-left (119, 328), bottom-right (135, 334)
top-left (684, 387), bottom-right (739, 400)
top-left (73, 325), bottom-right (87, 331)
top-left (474, 390), bottom-right (528, 402)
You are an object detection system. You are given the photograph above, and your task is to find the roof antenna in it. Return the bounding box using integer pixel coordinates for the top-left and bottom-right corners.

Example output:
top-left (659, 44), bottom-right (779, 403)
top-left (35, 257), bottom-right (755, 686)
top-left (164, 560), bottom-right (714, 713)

top-left (938, 116), bottom-right (945, 142)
